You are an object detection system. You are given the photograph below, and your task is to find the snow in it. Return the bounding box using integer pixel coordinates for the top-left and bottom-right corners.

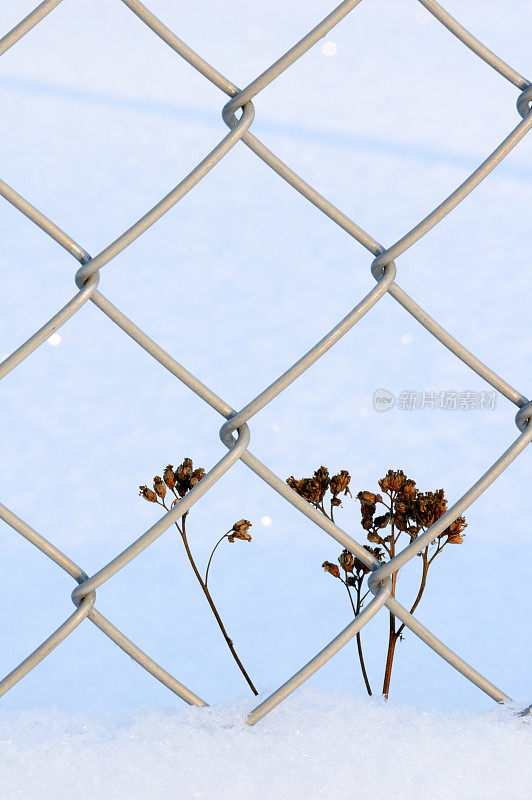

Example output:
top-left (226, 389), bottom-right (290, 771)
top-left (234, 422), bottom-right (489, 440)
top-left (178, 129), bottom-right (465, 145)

top-left (0, 0), bottom-right (531, 792)
top-left (1, 691), bottom-right (531, 799)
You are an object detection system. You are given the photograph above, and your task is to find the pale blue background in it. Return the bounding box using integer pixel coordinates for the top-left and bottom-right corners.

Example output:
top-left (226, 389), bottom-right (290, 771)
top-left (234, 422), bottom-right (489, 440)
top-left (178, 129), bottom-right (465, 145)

top-left (0, 0), bottom-right (531, 714)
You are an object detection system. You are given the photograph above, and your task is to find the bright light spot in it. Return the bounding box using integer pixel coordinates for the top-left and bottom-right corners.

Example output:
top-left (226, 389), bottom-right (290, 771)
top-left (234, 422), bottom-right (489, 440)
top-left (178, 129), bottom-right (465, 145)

top-left (321, 41), bottom-right (337, 56)
top-left (360, 408), bottom-right (369, 417)
top-left (261, 515), bottom-right (272, 527)
top-left (247, 26), bottom-right (262, 41)
top-left (48, 333), bottom-right (62, 346)
top-left (401, 334), bottom-right (413, 344)
top-left (272, 423), bottom-right (281, 432)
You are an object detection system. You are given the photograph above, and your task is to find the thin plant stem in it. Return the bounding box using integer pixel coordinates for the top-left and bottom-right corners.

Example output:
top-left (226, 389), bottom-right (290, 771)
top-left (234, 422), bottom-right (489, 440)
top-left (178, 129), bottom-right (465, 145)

top-left (396, 549), bottom-right (429, 639)
top-left (168, 507), bottom-right (257, 696)
top-left (382, 493), bottom-right (398, 698)
top-left (205, 531), bottom-right (230, 589)
top-left (344, 576), bottom-right (372, 696)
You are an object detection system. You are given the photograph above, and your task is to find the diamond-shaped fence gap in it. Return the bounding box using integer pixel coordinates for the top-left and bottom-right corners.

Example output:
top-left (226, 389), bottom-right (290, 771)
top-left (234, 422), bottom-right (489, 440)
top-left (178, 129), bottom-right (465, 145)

top-left (1, 0), bottom-right (225, 111)
top-left (378, 190), bottom-right (531, 395)
top-left (93, 152), bottom-right (374, 408)
top-left (0, 213), bottom-right (80, 344)
top-left (0, 525), bottom-right (72, 652)
top-left (74, 533), bottom-right (225, 694)
top-left (7, 611), bottom-right (176, 714)
top-left (24, 350), bottom-right (220, 555)
top-left (236, 0), bottom-right (509, 156)
top-left (396, 534), bottom-right (529, 707)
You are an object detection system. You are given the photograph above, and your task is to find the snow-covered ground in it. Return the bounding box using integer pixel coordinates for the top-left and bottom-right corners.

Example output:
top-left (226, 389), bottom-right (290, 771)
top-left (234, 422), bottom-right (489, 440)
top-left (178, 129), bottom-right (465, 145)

top-left (1, 691), bottom-right (531, 800)
top-left (1, 0), bottom-right (531, 796)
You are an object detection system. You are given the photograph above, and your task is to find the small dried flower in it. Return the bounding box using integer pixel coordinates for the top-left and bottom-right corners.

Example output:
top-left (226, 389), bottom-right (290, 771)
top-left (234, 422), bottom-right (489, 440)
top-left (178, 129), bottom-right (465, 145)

top-left (361, 502), bottom-right (376, 530)
top-left (442, 515), bottom-right (467, 544)
top-left (353, 555), bottom-right (371, 575)
top-left (163, 465), bottom-right (176, 490)
top-left (190, 467), bottom-right (206, 488)
top-left (447, 531), bottom-right (464, 544)
top-left (357, 491), bottom-right (377, 505)
top-left (413, 489), bottom-right (447, 528)
top-left (352, 545), bottom-right (384, 575)
top-left (338, 549), bottom-right (354, 573)
top-left (367, 531), bottom-right (384, 544)
top-left (287, 466), bottom-right (330, 506)
top-left (393, 513), bottom-right (408, 531)
top-left (330, 470), bottom-right (351, 498)
top-left (153, 476), bottom-right (166, 499)
top-left (322, 561), bottom-right (341, 579)
top-left (379, 469), bottom-right (408, 494)
top-left (370, 546), bottom-right (385, 563)
top-left (408, 525), bottom-right (420, 540)
top-left (228, 519), bottom-right (252, 542)
top-left (175, 457), bottom-right (194, 496)
top-left (402, 481), bottom-right (417, 500)
top-left (374, 512), bottom-right (390, 529)
top-left (139, 485), bottom-right (158, 502)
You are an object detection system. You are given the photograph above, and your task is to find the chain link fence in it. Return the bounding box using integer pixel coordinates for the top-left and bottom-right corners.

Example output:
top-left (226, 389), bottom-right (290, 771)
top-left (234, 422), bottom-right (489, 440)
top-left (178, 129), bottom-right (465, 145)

top-left (1, 0), bottom-right (531, 725)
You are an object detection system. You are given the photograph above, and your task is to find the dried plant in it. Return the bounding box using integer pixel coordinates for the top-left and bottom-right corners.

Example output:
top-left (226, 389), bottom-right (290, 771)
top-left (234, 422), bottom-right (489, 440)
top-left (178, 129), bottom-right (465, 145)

top-left (139, 458), bottom-right (257, 695)
top-left (287, 466), bottom-right (466, 698)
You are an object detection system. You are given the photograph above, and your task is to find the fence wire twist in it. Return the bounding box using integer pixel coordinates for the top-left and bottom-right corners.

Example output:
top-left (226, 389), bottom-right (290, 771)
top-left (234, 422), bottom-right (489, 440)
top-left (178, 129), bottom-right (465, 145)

top-left (1, 0), bottom-right (531, 725)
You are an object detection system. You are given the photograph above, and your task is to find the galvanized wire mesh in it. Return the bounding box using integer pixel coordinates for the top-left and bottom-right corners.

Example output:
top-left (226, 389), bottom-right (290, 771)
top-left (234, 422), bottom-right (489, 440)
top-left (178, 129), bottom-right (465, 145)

top-left (1, 0), bottom-right (531, 725)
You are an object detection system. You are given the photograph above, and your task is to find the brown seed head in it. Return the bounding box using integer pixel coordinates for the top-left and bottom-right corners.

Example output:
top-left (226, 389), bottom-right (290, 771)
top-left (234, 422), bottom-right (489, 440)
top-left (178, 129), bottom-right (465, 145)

top-left (139, 485), bottom-right (158, 502)
top-left (393, 512), bottom-right (408, 531)
top-left (353, 544), bottom-right (385, 575)
top-left (357, 491), bottom-right (377, 505)
top-left (189, 468), bottom-right (206, 488)
top-left (338, 549), bottom-right (354, 573)
top-left (287, 466), bottom-right (330, 506)
top-left (322, 561), bottom-right (341, 579)
top-left (443, 515), bottom-right (467, 544)
top-left (330, 470), bottom-right (351, 498)
top-left (369, 546), bottom-right (386, 563)
top-left (163, 465), bottom-right (176, 490)
top-left (379, 469), bottom-right (408, 494)
top-left (153, 476), bottom-right (166, 499)
top-left (413, 489), bottom-right (447, 528)
top-left (374, 512), bottom-right (390, 529)
top-left (232, 519), bottom-right (252, 533)
top-left (228, 519), bottom-right (252, 542)
top-left (228, 532), bottom-right (252, 543)
top-left (402, 480), bottom-right (417, 500)
top-left (360, 503), bottom-right (376, 530)
top-left (175, 457), bottom-right (194, 496)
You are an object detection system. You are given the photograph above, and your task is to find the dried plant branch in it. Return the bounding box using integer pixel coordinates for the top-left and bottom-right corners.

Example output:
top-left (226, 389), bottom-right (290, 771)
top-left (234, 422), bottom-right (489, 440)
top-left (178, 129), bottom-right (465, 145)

top-left (139, 459), bottom-right (258, 696)
top-left (289, 466), bottom-right (467, 700)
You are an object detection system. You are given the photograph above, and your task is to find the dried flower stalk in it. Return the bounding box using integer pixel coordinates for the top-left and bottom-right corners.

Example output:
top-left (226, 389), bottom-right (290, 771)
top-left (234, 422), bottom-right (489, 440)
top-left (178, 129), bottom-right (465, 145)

top-left (288, 466), bottom-right (466, 698)
top-left (140, 458), bottom-right (257, 695)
